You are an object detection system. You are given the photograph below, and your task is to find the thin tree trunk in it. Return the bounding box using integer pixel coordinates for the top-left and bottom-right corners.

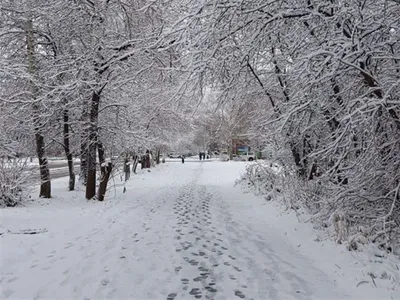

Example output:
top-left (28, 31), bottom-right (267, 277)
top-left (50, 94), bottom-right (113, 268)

top-left (26, 11), bottom-right (51, 198)
top-left (80, 103), bottom-right (89, 186)
top-left (63, 108), bottom-right (75, 190)
top-left (124, 154), bottom-right (130, 181)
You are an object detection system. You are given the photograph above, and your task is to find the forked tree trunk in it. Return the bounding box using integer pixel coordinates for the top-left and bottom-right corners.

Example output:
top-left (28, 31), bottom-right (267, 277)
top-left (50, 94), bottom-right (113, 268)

top-left (63, 108), bottom-right (75, 190)
top-left (26, 12), bottom-right (51, 198)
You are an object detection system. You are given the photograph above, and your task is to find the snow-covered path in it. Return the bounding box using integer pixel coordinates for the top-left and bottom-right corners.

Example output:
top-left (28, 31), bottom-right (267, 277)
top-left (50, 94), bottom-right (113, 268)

top-left (1, 161), bottom-right (396, 299)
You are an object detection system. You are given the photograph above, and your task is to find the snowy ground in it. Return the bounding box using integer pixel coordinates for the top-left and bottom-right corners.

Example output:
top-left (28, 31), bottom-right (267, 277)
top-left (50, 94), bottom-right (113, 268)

top-left (1, 161), bottom-right (399, 299)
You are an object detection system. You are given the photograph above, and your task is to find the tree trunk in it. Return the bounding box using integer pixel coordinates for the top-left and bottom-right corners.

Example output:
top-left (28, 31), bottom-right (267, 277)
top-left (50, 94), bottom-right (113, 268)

top-left (79, 103), bottom-right (89, 186)
top-left (289, 142), bottom-right (306, 178)
top-left (124, 155), bottom-right (130, 181)
top-left (63, 108), bottom-right (75, 191)
top-left (97, 141), bottom-right (112, 201)
top-left (35, 133), bottom-right (51, 198)
top-left (156, 149), bottom-right (160, 164)
top-left (132, 155), bottom-right (139, 174)
top-left (85, 91), bottom-right (100, 200)
top-left (26, 11), bottom-right (51, 198)
top-left (98, 162), bottom-right (112, 201)
top-left (142, 151), bottom-right (151, 169)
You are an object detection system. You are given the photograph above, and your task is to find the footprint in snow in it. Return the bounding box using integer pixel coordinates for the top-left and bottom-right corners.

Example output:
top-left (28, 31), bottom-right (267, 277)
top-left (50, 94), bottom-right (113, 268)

top-left (198, 266), bottom-right (209, 272)
top-left (234, 290), bottom-right (245, 298)
top-left (167, 292), bottom-right (177, 300)
top-left (64, 243), bottom-right (74, 249)
top-left (193, 275), bottom-right (207, 282)
top-left (189, 288), bottom-right (201, 296)
top-left (205, 285), bottom-right (217, 293)
top-left (101, 279), bottom-right (109, 286)
top-left (189, 259), bottom-right (199, 266)
top-left (233, 266), bottom-right (242, 272)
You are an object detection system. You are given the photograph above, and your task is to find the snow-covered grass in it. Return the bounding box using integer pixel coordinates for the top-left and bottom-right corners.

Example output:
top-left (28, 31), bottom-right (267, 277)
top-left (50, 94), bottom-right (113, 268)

top-left (0, 160), bottom-right (399, 299)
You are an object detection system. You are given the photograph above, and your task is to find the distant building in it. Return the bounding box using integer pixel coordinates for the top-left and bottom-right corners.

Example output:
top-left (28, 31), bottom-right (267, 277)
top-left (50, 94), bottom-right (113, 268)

top-left (232, 138), bottom-right (250, 155)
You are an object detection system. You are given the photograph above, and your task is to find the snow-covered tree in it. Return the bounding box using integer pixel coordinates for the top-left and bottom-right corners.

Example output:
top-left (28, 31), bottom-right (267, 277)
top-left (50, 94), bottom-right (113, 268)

top-left (177, 0), bottom-right (400, 246)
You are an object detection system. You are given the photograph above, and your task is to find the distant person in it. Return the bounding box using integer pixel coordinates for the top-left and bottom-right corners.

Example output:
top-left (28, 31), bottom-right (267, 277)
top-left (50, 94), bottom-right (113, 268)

top-left (181, 155), bottom-right (185, 164)
top-left (199, 152), bottom-right (202, 161)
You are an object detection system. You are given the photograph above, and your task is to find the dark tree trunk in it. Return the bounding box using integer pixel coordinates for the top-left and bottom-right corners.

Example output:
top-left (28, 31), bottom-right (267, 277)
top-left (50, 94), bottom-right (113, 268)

top-left (26, 14), bottom-right (51, 198)
top-left (80, 139), bottom-right (88, 185)
top-left (290, 142), bottom-right (307, 178)
top-left (156, 150), bottom-right (160, 164)
top-left (85, 91), bottom-right (100, 200)
top-left (63, 108), bottom-right (75, 191)
top-left (97, 141), bottom-right (112, 201)
top-left (98, 162), bottom-right (112, 201)
top-left (79, 111), bottom-right (88, 186)
top-left (35, 131), bottom-right (51, 198)
top-left (141, 152), bottom-right (151, 169)
top-left (132, 155), bottom-right (139, 174)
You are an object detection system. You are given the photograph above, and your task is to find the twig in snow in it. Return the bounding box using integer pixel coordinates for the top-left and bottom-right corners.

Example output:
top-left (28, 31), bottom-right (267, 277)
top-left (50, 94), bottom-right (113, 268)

top-left (356, 280), bottom-right (369, 287)
top-left (369, 274), bottom-right (377, 288)
top-left (7, 228), bottom-right (48, 235)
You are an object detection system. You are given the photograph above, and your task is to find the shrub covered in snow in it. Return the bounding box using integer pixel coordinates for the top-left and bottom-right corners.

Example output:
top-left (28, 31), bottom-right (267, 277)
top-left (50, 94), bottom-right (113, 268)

top-left (236, 161), bottom-right (282, 197)
top-left (239, 160), bottom-right (400, 255)
top-left (0, 158), bottom-right (30, 207)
